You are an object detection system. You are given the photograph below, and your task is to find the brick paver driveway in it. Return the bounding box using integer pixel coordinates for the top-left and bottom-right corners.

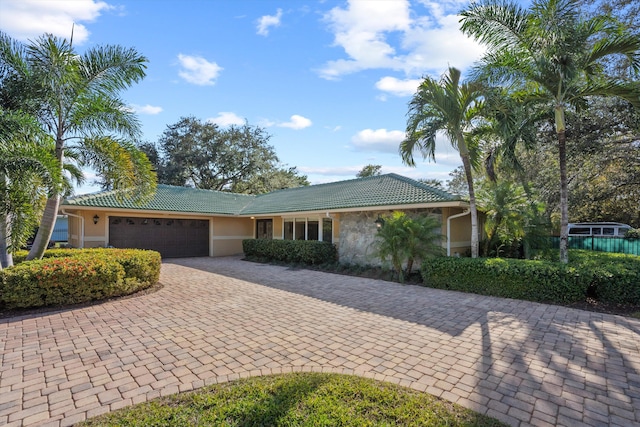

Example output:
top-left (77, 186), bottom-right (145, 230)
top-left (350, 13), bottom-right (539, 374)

top-left (1, 257), bottom-right (639, 426)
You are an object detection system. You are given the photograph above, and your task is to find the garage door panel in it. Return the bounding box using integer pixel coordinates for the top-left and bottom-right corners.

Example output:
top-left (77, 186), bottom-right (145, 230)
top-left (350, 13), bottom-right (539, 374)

top-left (109, 217), bottom-right (209, 258)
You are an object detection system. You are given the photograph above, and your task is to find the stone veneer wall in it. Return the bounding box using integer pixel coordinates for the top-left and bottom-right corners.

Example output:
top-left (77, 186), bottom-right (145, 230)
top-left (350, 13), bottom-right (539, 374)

top-left (338, 209), bottom-right (442, 266)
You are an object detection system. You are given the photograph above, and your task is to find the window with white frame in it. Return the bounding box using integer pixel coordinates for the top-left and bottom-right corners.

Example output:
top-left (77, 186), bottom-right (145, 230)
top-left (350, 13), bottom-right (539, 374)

top-left (283, 217), bottom-right (332, 242)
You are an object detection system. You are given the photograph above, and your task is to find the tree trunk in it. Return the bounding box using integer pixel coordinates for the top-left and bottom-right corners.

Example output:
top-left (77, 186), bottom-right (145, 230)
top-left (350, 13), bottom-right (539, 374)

top-left (556, 105), bottom-right (569, 264)
top-left (26, 195), bottom-right (60, 260)
top-left (460, 152), bottom-right (479, 258)
top-left (558, 130), bottom-right (569, 264)
top-left (27, 133), bottom-right (64, 261)
top-left (0, 212), bottom-right (13, 269)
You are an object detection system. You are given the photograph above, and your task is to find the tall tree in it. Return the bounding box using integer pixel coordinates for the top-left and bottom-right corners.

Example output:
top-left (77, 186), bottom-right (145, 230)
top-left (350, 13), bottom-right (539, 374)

top-left (460, 0), bottom-right (640, 263)
top-left (516, 97), bottom-right (640, 228)
top-left (146, 117), bottom-right (307, 193)
top-left (0, 32), bottom-right (156, 259)
top-left (356, 164), bottom-right (382, 178)
top-left (401, 67), bottom-right (484, 258)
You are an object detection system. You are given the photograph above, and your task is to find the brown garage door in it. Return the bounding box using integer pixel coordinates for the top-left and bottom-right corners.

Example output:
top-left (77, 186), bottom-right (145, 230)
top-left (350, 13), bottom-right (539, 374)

top-left (109, 217), bottom-right (209, 258)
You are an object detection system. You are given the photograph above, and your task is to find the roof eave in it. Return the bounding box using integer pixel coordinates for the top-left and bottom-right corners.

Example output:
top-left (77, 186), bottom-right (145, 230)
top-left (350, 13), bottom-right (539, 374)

top-left (59, 205), bottom-right (241, 218)
top-left (240, 200), bottom-right (470, 217)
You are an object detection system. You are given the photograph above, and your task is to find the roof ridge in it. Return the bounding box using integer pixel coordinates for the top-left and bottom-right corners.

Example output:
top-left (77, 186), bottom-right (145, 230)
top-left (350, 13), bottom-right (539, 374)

top-left (385, 173), bottom-right (459, 200)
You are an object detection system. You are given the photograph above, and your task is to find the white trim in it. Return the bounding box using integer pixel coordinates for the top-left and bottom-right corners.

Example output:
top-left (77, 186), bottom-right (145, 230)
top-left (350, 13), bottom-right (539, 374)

top-left (267, 201), bottom-right (468, 218)
top-left (60, 206), bottom-right (227, 218)
top-left (62, 202), bottom-right (468, 220)
top-left (84, 236), bottom-right (108, 242)
top-left (212, 235), bottom-right (253, 240)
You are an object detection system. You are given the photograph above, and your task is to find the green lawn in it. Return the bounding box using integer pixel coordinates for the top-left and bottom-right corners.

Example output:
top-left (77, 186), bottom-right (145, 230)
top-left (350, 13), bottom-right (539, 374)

top-left (80, 373), bottom-right (507, 427)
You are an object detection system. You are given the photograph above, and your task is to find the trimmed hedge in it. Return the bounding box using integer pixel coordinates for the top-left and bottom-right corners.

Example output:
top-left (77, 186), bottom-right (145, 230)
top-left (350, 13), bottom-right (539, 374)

top-left (421, 257), bottom-right (589, 304)
top-left (567, 251), bottom-right (640, 305)
top-left (1, 248), bottom-right (161, 309)
top-left (421, 251), bottom-right (640, 305)
top-left (243, 239), bottom-right (337, 265)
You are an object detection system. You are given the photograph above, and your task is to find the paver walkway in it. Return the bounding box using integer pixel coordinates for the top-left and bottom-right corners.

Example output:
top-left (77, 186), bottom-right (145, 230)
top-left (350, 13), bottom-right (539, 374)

top-left (1, 257), bottom-right (639, 426)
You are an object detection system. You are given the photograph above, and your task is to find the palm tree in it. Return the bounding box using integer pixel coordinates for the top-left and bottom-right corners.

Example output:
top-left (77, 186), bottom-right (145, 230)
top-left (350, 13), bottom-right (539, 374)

top-left (460, 0), bottom-right (640, 263)
top-left (400, 67), bottom-right (484, 258)
top-left (0, 32), bottom-right (156, 260)
top-left (375, 211), bottom-right (443, 282)
top-left (0, 109), bottom-right (62, 268)
top-left (477, 180), bottom-right (529, 256)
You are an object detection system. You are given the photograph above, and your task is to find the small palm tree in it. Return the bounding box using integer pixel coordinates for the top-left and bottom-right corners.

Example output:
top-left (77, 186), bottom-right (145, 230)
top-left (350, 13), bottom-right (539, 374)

top-left (477, 180), bottom-right (529, 256)
top-left (375, 211), bottom-right (443, 282)
top-left (0, 31), bottom-right (156, 260)
top-left (401, 67), bottom-right (484, 257)
top-left (460, 0), bottom-right (640, 263)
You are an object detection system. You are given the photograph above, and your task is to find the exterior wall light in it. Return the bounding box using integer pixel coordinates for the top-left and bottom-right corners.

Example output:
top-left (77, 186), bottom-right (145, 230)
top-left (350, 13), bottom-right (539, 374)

top-left (93, 214), bottom-right (100, 225)
top-left (374, 215), bottom-right (385, 229)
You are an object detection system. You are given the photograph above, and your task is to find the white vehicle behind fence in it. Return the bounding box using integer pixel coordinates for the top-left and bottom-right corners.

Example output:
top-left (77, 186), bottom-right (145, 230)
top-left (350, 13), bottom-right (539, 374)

top-left (567, 222), bottom-right (632, 237)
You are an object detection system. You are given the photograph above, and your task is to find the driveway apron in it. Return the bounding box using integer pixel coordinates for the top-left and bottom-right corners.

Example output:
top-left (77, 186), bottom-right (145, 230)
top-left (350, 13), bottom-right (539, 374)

top-left (1, 256), bottom-right (639, 426)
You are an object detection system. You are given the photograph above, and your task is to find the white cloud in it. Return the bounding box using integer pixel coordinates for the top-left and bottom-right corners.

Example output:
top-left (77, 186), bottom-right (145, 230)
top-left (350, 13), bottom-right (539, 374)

top-left (257, 8), bottom-right (283, 36)
top-left (277, 115), bottom-right (312, 130)
top-left (375, 76), bottom-right (421, 97)
top-left (351, 128), bottom-right (405, 153)
top-left (319, 0), bottom-right (411, 79)
top-left (319, 0), bottom-right (484, 80)
top-left (207, 112), bottom-right (245, 126)
top-left (129, 104), bottom-right (162, 115)
top-left (0, 0), bottom-right (111, 44)
top-left (177, 54), bottom-right (223, 86)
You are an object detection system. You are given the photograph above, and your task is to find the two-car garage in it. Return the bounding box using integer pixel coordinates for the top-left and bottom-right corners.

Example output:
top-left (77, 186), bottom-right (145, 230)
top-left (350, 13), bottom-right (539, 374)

top-left (108, 216), bottom-right (209, 258)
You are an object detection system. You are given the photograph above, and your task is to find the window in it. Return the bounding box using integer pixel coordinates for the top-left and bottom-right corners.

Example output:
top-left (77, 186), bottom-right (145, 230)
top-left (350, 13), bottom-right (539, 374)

top-left (323, 218), bottom-right (333, 243)
top-left (295, 218), bottom-right (306, 240)
top-left (569, 227), bottom-right (590, 235)
top-left (283, 217), bottom-right (332, 242)
top-left (308, 220), bottom-right (319, 240)
top-left (284, 220), bottom-right (293, 240)
top-left (256, 219), bottom-right (273, 239)
top-left (602, 227), bottom-right (615, 236)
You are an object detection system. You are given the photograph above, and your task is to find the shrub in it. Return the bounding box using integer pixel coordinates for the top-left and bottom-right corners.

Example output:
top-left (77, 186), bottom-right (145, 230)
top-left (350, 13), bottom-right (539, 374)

top-left (1, 257), bottom-right (125, 308)
top-left (243, 239), bottom-right (337, 265)
top-left (568, 251), bottom-right (640, 305)
top-left (421, 257), bottom-right (591, 304)
top-left (374, 212), bottom-right (443, 283)
top-left (0, 248), bottom-right (161, 309)
top-left (421, 251), bottom-right (640, 306)
top-left (625, 228), bottom-right (640, 240)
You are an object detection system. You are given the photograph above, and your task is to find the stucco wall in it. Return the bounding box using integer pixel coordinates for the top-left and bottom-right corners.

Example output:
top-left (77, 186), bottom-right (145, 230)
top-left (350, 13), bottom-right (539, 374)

top-left (212, 216), bottom-right (253, 256)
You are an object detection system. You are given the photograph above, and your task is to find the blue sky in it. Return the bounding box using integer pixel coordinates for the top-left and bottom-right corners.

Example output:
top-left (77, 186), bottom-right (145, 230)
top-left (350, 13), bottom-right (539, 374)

top-left (0, 0), bottom-right (487, 194)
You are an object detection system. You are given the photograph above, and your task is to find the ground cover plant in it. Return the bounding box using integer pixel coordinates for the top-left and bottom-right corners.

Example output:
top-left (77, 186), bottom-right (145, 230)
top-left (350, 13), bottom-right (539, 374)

top-left (80, 373), bottom-right (507, 427)
top-left (0, 248), bottom-right (160, 309)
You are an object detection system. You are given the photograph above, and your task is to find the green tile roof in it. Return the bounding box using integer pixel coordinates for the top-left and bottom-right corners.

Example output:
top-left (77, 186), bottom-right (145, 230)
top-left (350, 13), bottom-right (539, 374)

top-left (243, 173), bottom-right (461, 215)
top-left (64, 185), bottom-right (255, 215)
top-left (62, 174), bottom-right (462, 215)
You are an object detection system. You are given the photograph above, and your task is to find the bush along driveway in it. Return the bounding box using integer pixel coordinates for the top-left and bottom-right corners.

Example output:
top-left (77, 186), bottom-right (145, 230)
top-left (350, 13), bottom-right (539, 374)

top-left (0, 256), bottom-right (639, 426)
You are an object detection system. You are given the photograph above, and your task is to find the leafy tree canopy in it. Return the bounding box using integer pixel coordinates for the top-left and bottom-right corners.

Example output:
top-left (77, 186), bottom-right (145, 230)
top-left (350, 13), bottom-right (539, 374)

top-left (142, 117), bottom-right (308, 194)
top-left (356, 164), bottom-right (382, 178)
